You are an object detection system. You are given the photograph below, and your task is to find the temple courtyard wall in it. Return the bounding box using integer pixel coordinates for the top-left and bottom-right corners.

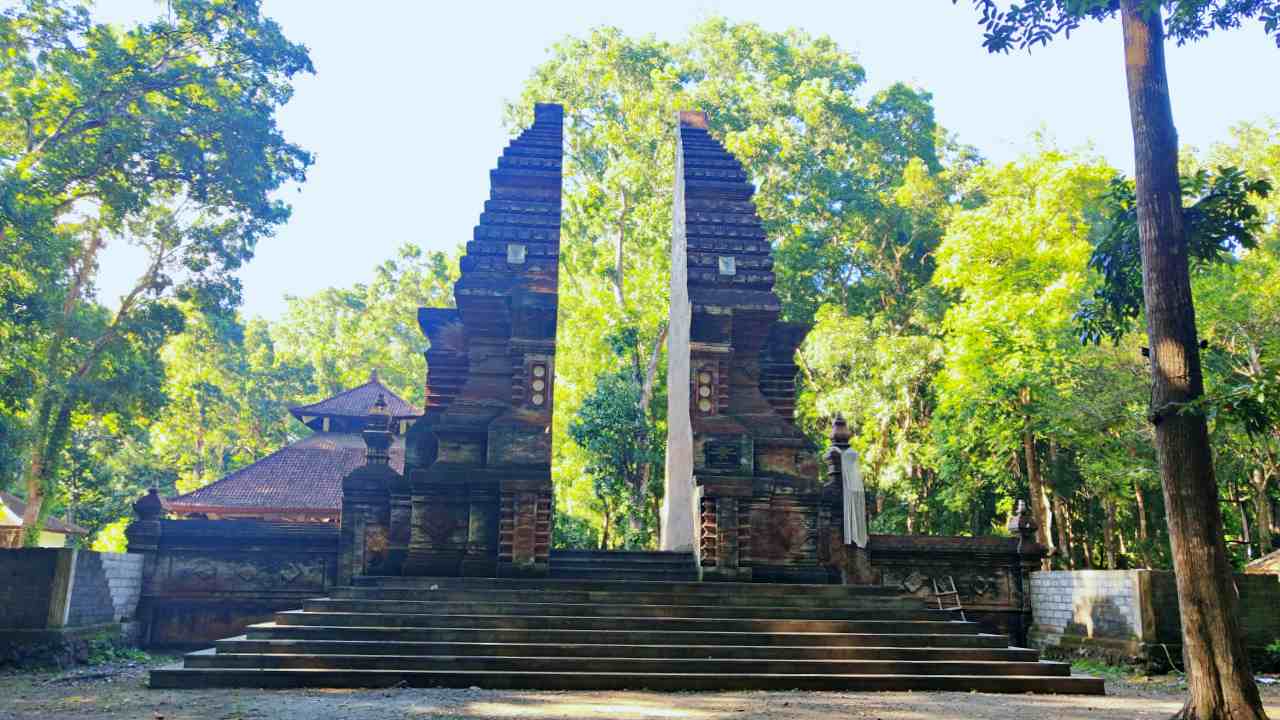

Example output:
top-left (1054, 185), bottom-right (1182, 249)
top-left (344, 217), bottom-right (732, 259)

top-left (10, 522), bottom-right (1277, 673)
top-left (0, 548), bottom-right (143, 666)
top-left (1029, 569), bottom-right (1280, 669)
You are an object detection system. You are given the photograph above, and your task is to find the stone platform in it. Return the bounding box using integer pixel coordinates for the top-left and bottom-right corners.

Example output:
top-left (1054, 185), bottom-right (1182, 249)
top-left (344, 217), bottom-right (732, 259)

top-left (151, 563), bottom-right (1102, 694)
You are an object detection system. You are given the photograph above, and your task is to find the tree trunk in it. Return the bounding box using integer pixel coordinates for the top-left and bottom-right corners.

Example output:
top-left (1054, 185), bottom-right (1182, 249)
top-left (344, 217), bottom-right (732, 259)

top-left (1135, 476), bottom-right (1153, 568)
top-left (1022, 430), bottom-right (1054, 569)
top-left (1252, 468), bottom-right (1273, 556)
top-left (1119, 3), bottom-right (1266, 717)
top-left (1053, 494), bottom-right (1075, 570)
top-left (20, 398), bottom-right (73, 546)
top-left (1103, 502), bottom-right (1118, 569)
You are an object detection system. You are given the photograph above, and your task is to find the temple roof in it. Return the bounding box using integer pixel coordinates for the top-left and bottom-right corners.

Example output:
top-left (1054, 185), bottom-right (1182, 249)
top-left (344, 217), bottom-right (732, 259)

top-left (164, 433), bottom-right (406, 516)
top-left (1245, 548), bottom-right (1280, 575)
top-left (0, 490), bottom-right (89, 535)
top-left (289, 371), bottom-right (422, 422)
top-left (166, 375), bottom-right (418, 518)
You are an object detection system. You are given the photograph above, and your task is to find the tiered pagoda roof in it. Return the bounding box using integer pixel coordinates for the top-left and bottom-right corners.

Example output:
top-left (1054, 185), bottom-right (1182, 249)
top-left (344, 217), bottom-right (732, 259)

top-left (165, 374), bottom-right (421, 521)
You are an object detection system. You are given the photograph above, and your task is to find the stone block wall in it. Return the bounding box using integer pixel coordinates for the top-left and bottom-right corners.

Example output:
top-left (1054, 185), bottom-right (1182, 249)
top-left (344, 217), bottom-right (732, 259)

top-left (0, 549), bottom-right (143, 668)
top-left (1029, 569), bottom-right (1280, 666)
top-left (98, 553), bottom-right (143, 622)
top-left (0, 549), bottom-right (60, 629)
top-left (0, 549), bottom-right (141, 630)
top-left (65, 550), bottom-right (115, 628)
top-left (1030, 570), bottom-right (1145, 656)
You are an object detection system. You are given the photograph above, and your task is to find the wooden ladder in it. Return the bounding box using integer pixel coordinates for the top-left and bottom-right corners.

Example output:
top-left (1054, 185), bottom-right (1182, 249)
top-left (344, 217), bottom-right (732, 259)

top-left (932, 576), bottom-right (966, 621)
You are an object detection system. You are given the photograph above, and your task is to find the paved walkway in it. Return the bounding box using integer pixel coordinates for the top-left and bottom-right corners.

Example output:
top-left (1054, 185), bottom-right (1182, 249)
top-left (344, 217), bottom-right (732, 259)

top-left (3, 659), bottom-right (1279, 720)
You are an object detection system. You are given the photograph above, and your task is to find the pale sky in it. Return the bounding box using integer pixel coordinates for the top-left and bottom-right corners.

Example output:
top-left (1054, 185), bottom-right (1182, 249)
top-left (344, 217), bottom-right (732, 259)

top-left (92, 0), bottom-right (1280, 319)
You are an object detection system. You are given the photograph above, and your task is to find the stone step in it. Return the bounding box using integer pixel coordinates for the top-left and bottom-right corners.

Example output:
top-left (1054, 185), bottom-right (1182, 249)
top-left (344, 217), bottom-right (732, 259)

top-left (548, 559), bottom-right (694, 571)
top-left (184, 650), bottom-right (1071, 677)
top-left (274, 611), bottom-right (984, 635)
top-left (551, 554), bottom-right (692, 565)
top-left (150, 666), bottom-right (1105, 694)
top-left (214, 637), bottom-right (1044, 662)
top-left (551, 550), bottom-right (690, 559)
top-left (350, 576), bottom-right (900, 598)
top-left (331, 587), bottom-right (920, 609)
top-left (548, 570), bottom-right (699, 581)
top-left (245, 622), bottom-right (1011, 648)
top-left (301, 599), bottom-right (955, 621)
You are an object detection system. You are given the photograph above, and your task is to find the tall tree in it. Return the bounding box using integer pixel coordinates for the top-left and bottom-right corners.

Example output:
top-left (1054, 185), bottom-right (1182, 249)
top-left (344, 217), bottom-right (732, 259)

top-left (0, 0), bottom-right (313, 542)
top-left (933, 147), bottom-right (1114, 558)
top-left (962, 2), bottom-right (1279, 717)
top-left (151, 304), bottom-right (313, 495)
top-left (271, 243), bottom-right (458, 404)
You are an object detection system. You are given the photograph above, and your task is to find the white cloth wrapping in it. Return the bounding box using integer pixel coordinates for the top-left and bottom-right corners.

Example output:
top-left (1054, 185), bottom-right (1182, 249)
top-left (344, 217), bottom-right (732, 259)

top-left (841, 447), bottom-right (868, 548)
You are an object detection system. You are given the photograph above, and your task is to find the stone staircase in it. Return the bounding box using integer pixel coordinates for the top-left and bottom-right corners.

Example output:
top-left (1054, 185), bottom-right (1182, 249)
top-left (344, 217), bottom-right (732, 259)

top-left (151, 571), bottom-right (1103, 694)
top-left (548, 549), bottom-right (698, 581)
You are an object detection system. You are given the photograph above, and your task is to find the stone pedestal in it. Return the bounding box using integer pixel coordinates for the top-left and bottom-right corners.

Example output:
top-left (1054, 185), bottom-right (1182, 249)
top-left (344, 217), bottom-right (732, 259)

top-left (338, 401), bottom-right (398, 582)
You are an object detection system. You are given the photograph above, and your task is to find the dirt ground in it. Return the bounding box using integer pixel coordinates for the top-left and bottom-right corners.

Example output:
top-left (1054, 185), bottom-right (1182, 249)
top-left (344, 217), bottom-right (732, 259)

top-left (3, 657), bottom-right (1280, 720)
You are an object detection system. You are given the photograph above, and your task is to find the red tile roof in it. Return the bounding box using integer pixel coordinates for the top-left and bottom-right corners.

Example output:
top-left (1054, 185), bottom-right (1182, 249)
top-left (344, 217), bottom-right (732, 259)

top-left (0, 490), bottom-right (89, 535)
top-left (289, 371), bottom-right (421, 421)
top-left (164, 433), bottom-right (405, 516)
top-left (1246, 548), bottom-right (1280, 575)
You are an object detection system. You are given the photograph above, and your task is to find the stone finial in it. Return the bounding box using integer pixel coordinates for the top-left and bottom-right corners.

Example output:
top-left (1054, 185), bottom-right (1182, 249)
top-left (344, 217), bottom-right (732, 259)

top-left (1007, 499), bottom-right (1038, 540)
top-left (824, 414), bottom-right (852, 487)
top-left (363, 393), bottom-right (394, 464)
top-left (369, 368), bottom-right (380, 383)
top-left (133, 488), bottom-right (165, 520)
top-left (534, 102), bottom-right (564, 122)
top-left (679, 110), bottom-right (709, 129)
top-left (830, 414), bottom-right (852, 450)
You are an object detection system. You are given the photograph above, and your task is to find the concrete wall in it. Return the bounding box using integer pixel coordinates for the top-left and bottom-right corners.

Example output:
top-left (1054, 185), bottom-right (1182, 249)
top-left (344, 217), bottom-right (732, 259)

top-left (1030, 570), bottom-right (1148, 656)
top-left (0, 549), bottom-right (144, 667)
top-left (98, 552), bottom-right (143, 622)
top-left (1029, 569), bottom-right (1280, 665)
top-left (0, 549), bottom-right (142, 630)
top-left (0, 549), bottom-right (60, 629)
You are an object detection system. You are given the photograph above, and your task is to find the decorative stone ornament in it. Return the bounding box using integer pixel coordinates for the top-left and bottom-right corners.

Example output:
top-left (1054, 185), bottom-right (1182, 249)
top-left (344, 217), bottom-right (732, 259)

top-left (695, 366), bottom-right (716, 415)
top-left (529, 361), bottom-right (548, 407)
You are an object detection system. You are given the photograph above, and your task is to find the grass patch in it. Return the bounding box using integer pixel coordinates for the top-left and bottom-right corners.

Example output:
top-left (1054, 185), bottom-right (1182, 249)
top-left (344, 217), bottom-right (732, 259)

top-left (1071, 658), bottom-right (1143, 679)
top-left (86, 637), bottom-right (150, 666)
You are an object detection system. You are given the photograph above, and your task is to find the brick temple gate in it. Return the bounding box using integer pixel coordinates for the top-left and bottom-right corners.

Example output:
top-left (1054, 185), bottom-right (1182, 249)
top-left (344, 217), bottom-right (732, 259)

top-left (132, 104), bottom-right (1099, 694)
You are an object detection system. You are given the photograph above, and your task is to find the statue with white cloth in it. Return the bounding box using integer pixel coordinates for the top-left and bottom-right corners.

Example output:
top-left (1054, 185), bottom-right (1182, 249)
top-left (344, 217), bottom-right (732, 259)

top-left (824, 414), bottom-right (869, 549)
top-left (841, 447), bottom-right (868, 548)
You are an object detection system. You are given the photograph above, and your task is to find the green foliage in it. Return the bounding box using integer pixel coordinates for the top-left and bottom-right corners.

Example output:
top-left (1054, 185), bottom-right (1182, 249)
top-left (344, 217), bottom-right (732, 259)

top-left (799, 307), bottom-right (944, 531)
top-left (1070, 657), bottom-right (1142, 680)
top-left (0, 0), bottom-right (312, 540)
top-left (962, 1), bottom-right (1280, 52)
top-left (568, 369), bottom-right (665, 549)
top-left (552, 513), bottom-right (600, 550)
top-left (272, 244), bottom-right (458, 403)
top-left (1076, 168), bottom-right (1271, 344)
top-left (86, 636), bottom-right (149, 666)
top-left (512, 19), bottom-right (959, 539)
